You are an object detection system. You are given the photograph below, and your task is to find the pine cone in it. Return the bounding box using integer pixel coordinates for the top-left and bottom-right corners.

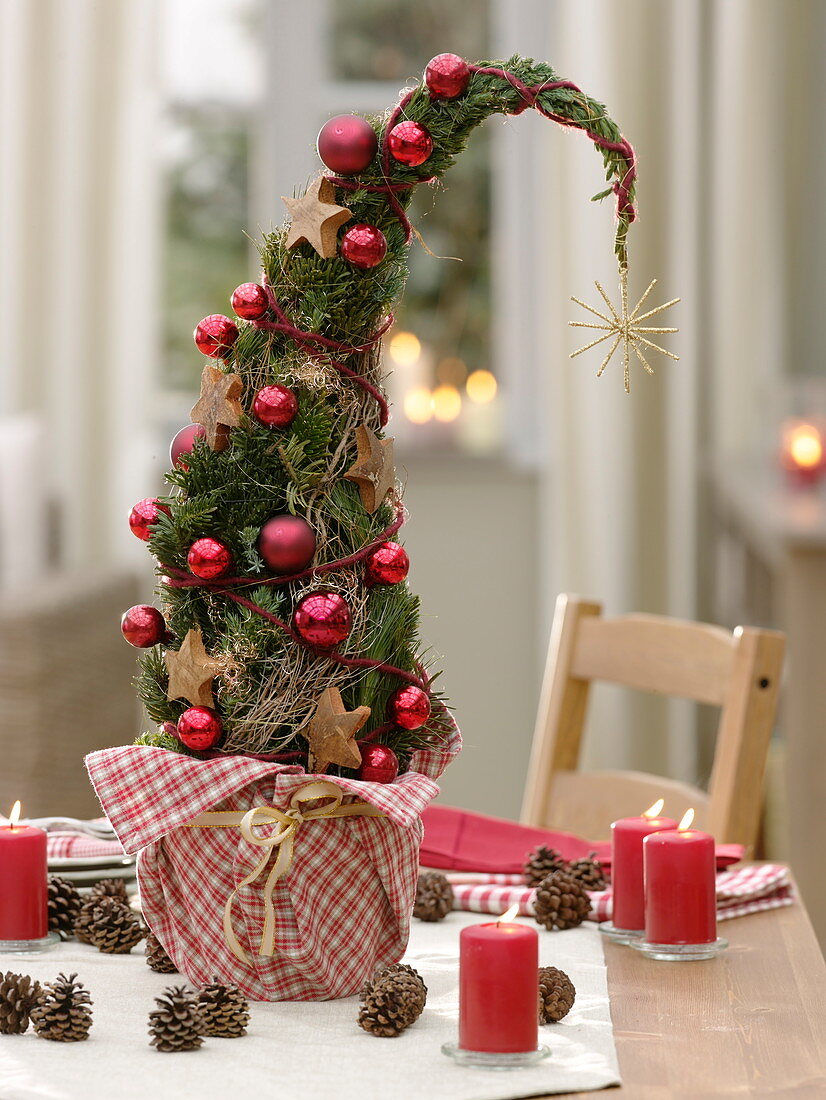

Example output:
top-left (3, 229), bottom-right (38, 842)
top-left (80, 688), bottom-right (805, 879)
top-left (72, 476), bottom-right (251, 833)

top-left (149, 986), bottom-right (204, 1052)
top-left (88, 878), bottom-right (130, 905)
top-left (358, 969), bottom-right (426, 1037)
top-left (47, 876), bottom-right (82, 936)
top-left (31, 973), bottom-right (93, 1042)
top-left (0, 971), bottom-right (42, 1035)
top-left (145, 930), bottom-right (178, 974)
top-left (87, 896), bottom-right (144, 954)
top-left (197, 983), bottom-right (249, 1038)
top-left (524, 845), bottom-right (567, 887)
top-left (538, 966), bottom-right (576, 1023)
top-left (533, 870), bottom-right (592, 931)
top-left (412, 871), bottom-right (454, 922)
top-left (361, 962), bottom-right (428, 999)
top-left (74, 898), bottom-right (98, 944)
top-left (567, 852), bottom-right (606, 891)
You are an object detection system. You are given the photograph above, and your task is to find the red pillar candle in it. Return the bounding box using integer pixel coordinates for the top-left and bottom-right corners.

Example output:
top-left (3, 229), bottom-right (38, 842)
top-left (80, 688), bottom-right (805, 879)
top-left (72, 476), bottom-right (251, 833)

top-left (0, 802), bottom-right (48, 940)
top-left (611, 801), bottom-right (678, 932)
top-left (643, 811), bottom-right (717, 944)
top-left (459, 911), bottom-right (538, 1053)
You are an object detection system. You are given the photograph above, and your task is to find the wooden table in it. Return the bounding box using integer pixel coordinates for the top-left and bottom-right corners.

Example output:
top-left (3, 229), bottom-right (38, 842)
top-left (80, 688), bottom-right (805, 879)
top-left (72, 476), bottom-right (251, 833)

top-left (554, 888), bottom-right (826, 1098)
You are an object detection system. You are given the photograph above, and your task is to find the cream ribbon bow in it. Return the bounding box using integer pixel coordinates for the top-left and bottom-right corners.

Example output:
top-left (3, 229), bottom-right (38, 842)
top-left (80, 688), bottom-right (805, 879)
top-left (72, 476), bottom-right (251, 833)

top-left (185, 780), bottom-right (386, 964)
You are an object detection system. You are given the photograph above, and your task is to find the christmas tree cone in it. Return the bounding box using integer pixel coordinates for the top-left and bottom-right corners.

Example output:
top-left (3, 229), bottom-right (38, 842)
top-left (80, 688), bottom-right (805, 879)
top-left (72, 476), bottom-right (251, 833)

top-left (87, 54), bottom-right (637, 1000)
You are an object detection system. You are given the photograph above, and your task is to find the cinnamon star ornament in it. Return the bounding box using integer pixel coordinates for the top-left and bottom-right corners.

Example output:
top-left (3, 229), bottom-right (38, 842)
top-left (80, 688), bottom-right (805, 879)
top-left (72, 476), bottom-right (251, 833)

top-left (190, 364), bottom-right (244, 451)
top-left (164, 627), bottom-right (221, 708)
top-left (306, 686), bottom-right (370, 772)
top-left (344, 425), bottom-right (395, 513)
top-left (282, 177), bottom-right (353, 259)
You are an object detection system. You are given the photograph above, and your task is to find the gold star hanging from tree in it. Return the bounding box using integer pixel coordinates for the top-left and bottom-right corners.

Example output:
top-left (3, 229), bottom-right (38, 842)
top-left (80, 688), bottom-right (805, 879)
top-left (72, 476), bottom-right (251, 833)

top-left (344, 425), bottom-right (395, 513)
top-left (164, 627), bottom-right (221, 708)
top-left (190, 364), bottom-right (244, 451)
top-left (569, 268), bottom-right (680, 393)
top-left (282, 177), bottom-right (353, 259)
top-left (306, 686), bottom-right (371, 772)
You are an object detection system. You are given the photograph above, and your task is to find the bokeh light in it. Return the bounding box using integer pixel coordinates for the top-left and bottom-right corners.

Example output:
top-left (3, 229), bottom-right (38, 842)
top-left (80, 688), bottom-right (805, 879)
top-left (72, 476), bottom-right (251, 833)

top-left (432, 384), bottom-right (462, 422)
top-left (389, 331), bottom-right (422, 368)
top-left (787, 423), bottom-right (823, 469)
top-left (466, 369), bottom-right (498, 404)
top-left (437, 356), bottom-right (468, 386)
top-left (404, 386), bottom-right (433, 424)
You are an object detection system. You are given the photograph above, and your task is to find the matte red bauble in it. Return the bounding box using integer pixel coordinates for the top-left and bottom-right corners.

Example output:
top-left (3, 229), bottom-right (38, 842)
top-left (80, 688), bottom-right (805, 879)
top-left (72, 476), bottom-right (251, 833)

top-left (187, 537), bottom-right (233, 580)
top-left (121, 605), bottom-right (167, 648)
top-left (340, 224), bottom-right (387, 270)
top-left (425, 53), bottom-right (471, 99)
top-left (128, 498), bottom-right (170, 542)
top-left (317, 115), bottom-right (378, 175)
top-left (292, 590), bottom-right (352, 649)
top-left (231, 282), bottom-right (269, 320)
top-left (258, 515), bottom-right (316, 574)
top-left (356, 743), bottom-right (399, 784)
top-left (177, 706), bottom-right (223, 751)
top-left (388, 121), bottom-right (433, 167)
top-left (252, 384), bottom-right (299, 429)
top-left (387, 684), bottom-right (431, 730)
top-left (170, 423), bottom-right (207, 468)
top-left (364, 541), bottom-right (409, 585)
top-left (194, 314), bottom-right (238, 358)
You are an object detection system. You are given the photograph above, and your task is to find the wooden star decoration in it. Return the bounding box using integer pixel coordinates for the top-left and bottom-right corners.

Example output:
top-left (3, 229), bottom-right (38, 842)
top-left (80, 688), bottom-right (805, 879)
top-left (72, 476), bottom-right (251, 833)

top-left (190, 363), bottom-right (244, 451)
top-left (282, 176), bottom-right (353, 259)
top-left (344, 425), bottom-right (396, 513)
top-left (306, 687), bottom-right (371, 772)
top-left (164, 627), bottom-right (221, 708)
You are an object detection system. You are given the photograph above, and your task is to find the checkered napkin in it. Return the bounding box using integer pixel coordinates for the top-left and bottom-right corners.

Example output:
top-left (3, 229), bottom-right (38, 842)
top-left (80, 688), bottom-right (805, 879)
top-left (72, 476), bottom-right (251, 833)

top-left (86, 727), bottom-right (460, 1002)
top-left (46, 825), bottom-right (122, 861)
top-left (435, 862), bottom-right (794, 921)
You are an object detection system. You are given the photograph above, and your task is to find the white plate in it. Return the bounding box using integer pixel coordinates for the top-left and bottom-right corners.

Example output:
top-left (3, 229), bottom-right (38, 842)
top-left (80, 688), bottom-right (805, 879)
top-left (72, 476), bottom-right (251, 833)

top-left (56, 869), bottom-right (137, 886)
top-left (49, 854), bottom-right (133, 871)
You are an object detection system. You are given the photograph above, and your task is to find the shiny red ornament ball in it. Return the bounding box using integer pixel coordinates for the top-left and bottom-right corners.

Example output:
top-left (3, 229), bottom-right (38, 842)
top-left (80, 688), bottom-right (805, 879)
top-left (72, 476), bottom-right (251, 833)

top-left (194, 314), bottom-right (238, 358)
top-left (388, 120), bottom-right (433, 167)
top-left (317, 114), bottom-right (378, 175)
top-left (387, 684), bottom-right (431, 730)
top-left (121, 605), bottom-right (167, 648)
top-left (292, 590), bottom-right (352, 649)
top-left (357, 743), bottom-right (399, 784)
top-left (364, 541), bottom-right (409, 586)
top-left (170, 423), bottom-right (207, 468)
top-left (128, 498), bottom-right (170, 542)
top-left (231, 282), bottom-right (269, 320)
top-left (258, 515), bottom-right (316, 574)
top-left (187, 537), bottom-right (233, 580)
top-left (177, 706), bottom-right (223, 751)
top-left (252, 384), bottom-right (298, 429)
top-left (425, 53), bottom-right (471, 99)
top-left (340, 224), bottom-right (387, 270)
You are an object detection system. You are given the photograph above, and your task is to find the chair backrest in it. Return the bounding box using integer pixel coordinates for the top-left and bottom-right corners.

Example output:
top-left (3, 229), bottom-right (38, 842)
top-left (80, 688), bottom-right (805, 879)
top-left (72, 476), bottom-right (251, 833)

top-left (520, 594), bottom-right (785, 851)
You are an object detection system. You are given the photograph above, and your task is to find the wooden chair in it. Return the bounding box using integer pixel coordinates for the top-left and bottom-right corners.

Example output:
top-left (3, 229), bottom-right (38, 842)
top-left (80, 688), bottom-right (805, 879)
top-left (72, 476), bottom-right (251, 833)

top-left (520, 594), bottom-right (785, 852)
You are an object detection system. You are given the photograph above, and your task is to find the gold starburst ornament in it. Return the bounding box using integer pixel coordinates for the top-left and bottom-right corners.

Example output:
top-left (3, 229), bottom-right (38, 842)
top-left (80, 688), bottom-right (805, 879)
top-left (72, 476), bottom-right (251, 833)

top-left (570, 267), bottom-right (680, 393)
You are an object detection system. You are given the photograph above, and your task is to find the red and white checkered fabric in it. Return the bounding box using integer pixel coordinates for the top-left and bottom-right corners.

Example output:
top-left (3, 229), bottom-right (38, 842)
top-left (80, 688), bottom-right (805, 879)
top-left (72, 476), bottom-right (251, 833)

top-left (86, 726), bottom-right (459, 1002)
top-left (441, 863), bottom-right (794, 922)
top-left (47, 833), bottom-right (122, 860)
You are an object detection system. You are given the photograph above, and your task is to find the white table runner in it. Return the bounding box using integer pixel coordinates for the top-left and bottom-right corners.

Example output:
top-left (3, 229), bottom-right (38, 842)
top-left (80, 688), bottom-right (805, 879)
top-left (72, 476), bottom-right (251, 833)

top-left (0, 914), bottom-right (620, 1100)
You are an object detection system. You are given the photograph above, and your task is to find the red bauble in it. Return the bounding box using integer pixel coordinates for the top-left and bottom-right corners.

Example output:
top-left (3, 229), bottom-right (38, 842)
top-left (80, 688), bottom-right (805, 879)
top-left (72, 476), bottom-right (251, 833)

top-left (292, 590), bottom-right (352, 649)
top-left (193, 314), bottom-right (238, 358)
top-left (177, 706), bottom-right (223, 751)
top-left (258, 515), bottom-right (316, 574)
top-left (252, 384), bottom-right (299, 429)
top-left (170, 423), bottom-right (207, 468)
top-left (317, 115), bottom-right (378, 175)
top-left (340, 224), bottom-right (387, 270)
top-left (387, 684), bottom-right (431, 730)
top-left (231, 282), bottom-right (269, 320)
top-left (121, 605), bottom-right (167, 648)
top-left (364, 541), bottom-right (409, 586)
top-left (425, 53), bottom-right (471, 99)
top-left (128, 498), bottom-right (170, 542)
top-left (357, 743), bottom-right (399, 784)
top-left (187, 537), bottom-right (233, 580)
top-left (388, 121), bottom-right (433, 167)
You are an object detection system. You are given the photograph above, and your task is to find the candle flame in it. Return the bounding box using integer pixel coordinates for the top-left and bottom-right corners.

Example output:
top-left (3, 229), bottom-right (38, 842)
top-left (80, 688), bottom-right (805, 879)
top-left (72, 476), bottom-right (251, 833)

top-left (7, 801), bottom-right (21, 828)
top-left (642, 798), bottom-right (665, 818)
top-left (499, 903), bottom-right (520, 924)
top-left (678, 808), bottom-right (695, 831)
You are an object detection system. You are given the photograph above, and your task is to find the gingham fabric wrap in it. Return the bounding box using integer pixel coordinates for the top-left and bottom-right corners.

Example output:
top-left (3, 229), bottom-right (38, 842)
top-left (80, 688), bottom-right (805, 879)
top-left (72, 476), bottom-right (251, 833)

top-left (47, 833), bottom-right (123, 859)
top-left (442, 863), bottom-right (794, 922)
top-left (86, 726), bottom-right (459, 1002)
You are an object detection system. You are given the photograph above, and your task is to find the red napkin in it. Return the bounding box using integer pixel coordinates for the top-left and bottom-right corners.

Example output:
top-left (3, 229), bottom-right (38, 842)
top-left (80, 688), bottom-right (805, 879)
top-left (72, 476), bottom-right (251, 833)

top-left (420, 803), bottom-right (744, 874)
